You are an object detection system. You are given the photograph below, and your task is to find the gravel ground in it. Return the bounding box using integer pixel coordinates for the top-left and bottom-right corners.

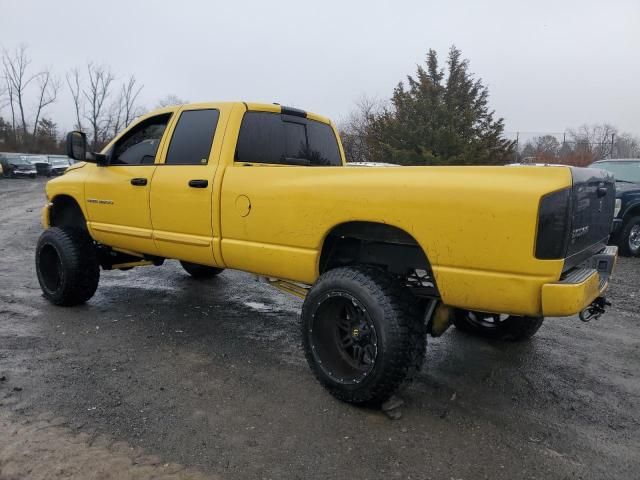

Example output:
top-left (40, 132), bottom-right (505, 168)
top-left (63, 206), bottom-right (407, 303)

top-left (0, 177), bottom-right (638, 480)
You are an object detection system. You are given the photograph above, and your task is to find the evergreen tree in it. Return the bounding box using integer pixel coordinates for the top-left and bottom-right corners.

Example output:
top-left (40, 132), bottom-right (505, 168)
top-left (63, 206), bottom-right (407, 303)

top-left (367, 46), bottom-right (514, 165)
top-left (35, 118), bottom-right (61, 153)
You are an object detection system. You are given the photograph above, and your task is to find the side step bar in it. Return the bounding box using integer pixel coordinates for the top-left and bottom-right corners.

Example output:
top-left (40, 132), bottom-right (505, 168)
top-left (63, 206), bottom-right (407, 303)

top-left (257, 276), bottom-right (309, 299)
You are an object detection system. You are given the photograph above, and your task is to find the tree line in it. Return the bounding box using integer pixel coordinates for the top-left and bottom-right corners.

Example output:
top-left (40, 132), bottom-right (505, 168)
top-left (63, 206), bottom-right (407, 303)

top-left (515, 125), bottom-right (640, 166)
top-left (0, 45), bottom-right (185, 154)
top-left (340, 46), bottom-right (639, 165)
top-left (2, 44), bottom-right (638, 165)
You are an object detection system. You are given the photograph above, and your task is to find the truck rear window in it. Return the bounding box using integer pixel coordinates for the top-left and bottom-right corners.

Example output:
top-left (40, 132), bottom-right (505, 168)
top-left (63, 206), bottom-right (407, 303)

top-left (235, 112), bottom-right (342, 166)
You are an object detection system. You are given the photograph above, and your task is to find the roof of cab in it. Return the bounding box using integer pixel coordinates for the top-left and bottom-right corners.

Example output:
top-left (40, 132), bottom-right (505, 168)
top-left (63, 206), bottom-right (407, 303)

top-left (145, 101), bottom-right (333, 126)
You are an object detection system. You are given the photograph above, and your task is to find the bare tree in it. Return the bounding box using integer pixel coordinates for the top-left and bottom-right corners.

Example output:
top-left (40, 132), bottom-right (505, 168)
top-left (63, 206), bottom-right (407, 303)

top-left (108, 93), bottom-right (124, 139)
top-left (2, 45), bottom-right (38, 140)
top-left (519, 135), bottom-right (561, 162)
top-left (31, 70), bottom-right (60, 138)
top-left (121, 75), bottom-right (143, 127)
top-left (614, 133), bottom-right (640, 158)
top-left (109, 75), bottom-right (144, 137)
top-left (339, 95), bottom-right (386, 163)
top-left (82, 63), bottom-right (114, 149)
top-left (2, 45), bottom-right (60, 149)
top-left (568, 124), bottom-right (617, 160)
top-left (2, 74), bottom-right (18, 146)
top-left (156, 94), bottom-right (186, 108)
top-left (66, 68), bottom-right (83, 131)
top-left (0, 80), bottom-right (8, 111)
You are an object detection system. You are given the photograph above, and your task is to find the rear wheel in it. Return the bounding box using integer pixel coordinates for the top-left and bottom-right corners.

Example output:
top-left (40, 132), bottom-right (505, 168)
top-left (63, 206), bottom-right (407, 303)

top-left (35, 227), bottom-right (100, 306)
top-left (301, 266), bottom-right (426, 406)
top-left (453, 310), bottom-right (544, 341)
top-left (617, 216), bottom-right (640, 257)
top-left (180, 261), bottom-right (224, 279)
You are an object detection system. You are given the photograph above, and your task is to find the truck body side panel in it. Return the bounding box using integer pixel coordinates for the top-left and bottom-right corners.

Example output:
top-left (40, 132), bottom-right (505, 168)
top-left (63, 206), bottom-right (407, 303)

top-left (219, 165), bottom-right (570, 315)
top-left (45, 102), bottom-right (596, 318)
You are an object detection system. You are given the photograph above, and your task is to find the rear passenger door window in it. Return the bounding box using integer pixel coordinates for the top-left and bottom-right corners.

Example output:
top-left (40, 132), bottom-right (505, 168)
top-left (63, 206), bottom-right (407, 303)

top-left (165, 109), bottom-right (220, 165)
top-left (235, 112), bottom-right (342, 166)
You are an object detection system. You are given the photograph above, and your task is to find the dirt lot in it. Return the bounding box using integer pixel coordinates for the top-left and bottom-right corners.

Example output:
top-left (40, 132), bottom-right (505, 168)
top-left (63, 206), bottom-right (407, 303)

top-left (1, 178), bottom-right (639, 480)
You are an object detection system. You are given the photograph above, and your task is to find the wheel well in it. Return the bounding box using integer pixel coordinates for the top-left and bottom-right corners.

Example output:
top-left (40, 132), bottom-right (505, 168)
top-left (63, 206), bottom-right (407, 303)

top-left (50, 195), bottom-right (87, 231)
top-left (623, 203), bottom-right (640, 221)
top-left (319, 221), bottom-right (431, 276)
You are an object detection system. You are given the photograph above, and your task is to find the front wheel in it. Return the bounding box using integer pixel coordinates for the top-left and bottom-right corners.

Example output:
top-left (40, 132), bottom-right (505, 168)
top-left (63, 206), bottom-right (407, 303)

top-left (180, 261), bottom-right (224, 279)
top-left (35, 227), bottom-right (100, 306)
top-left (301, 266), bottom-right (426, 406)
top-left (453, 310), bottom-right (544, 341)
top-left (617, 216), bottom-right (640, 257)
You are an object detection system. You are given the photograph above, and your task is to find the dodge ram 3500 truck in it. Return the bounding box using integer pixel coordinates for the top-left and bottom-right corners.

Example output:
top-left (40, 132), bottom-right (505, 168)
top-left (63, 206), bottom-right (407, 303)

top-left (36, 102), bottom-right (617, 405)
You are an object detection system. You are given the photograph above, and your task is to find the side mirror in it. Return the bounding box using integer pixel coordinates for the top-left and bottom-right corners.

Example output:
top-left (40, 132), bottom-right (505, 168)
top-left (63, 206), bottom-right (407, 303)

top-left (66, 131), bottom-right (87, 161)
top-left (66, 131), bottom-right (109, 166)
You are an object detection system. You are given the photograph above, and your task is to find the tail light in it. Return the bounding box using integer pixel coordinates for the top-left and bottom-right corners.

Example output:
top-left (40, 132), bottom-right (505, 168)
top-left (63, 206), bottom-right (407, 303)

top-left (535, 188), bottom-right (572, 259)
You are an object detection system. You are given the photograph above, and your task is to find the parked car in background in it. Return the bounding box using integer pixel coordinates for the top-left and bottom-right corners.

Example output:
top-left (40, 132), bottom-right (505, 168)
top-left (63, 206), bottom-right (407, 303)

top-left (30, 155), bottom-right (52, 176)
top-left (590, 158), bottom-right (640, 256)
top-left (46, 155), bottom-right (72, 176)
top-left (0, 153), bottom-right (37, 178)
top-left (32, 155), bottom-right (72, 177)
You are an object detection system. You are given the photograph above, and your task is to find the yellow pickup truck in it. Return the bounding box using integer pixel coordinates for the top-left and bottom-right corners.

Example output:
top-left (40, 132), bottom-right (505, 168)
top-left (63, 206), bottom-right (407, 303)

top-left (36, 102), bottom-right (617, 405)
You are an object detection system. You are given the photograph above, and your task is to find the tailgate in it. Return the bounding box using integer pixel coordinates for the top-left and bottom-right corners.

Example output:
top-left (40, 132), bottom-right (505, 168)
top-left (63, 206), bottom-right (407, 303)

top-left (565, 167), bottom-right (615, 269)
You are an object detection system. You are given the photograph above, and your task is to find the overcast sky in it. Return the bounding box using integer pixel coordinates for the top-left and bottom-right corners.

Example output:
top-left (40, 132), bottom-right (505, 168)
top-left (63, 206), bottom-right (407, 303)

top-left (1, 0), bottom-right (639, 139)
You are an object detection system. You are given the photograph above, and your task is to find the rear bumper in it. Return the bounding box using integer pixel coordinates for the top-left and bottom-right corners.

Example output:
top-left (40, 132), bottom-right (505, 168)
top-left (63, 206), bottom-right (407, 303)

top-left (541, 245), bottom-right (617, 316)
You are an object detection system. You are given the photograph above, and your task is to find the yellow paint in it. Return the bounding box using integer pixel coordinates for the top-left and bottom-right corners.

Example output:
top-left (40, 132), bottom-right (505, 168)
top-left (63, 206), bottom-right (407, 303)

top-left (43, 101), bottom-right (614, 317)
top-left (41, 203), bottom-right (51, 229)
top-left (541, 270), bottom-right (603, 316)
top-left (235, 195), bottom-right (251, 217)
top-left (148, 104), bottom-right (229, 266)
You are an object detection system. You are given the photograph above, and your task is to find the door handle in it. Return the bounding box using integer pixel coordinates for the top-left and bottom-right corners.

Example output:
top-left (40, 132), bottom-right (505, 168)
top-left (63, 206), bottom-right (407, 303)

top-left (130, 177), bottom-right (147, 186)
top-left (188, 179), bottom-right (208, 188)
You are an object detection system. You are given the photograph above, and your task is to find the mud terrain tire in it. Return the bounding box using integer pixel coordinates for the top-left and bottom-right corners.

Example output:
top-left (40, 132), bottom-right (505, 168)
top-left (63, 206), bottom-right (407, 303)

top-left (453, 310), bottom-right (544, 341)
top-left (301, 265), bottom-right (426, 406)
top-left (35, 227), bottom-right (100, 306)
top-left (180, 261), bottom-right (224, 279)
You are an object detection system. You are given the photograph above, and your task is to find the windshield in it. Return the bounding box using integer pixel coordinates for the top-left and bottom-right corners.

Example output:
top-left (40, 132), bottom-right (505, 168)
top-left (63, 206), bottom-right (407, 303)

top-left (51, 158), bottom-right (70, 166)
top-left (592, 160), bottom-right (640, 183)
top-left (11, 157), bottom-right (30, 165)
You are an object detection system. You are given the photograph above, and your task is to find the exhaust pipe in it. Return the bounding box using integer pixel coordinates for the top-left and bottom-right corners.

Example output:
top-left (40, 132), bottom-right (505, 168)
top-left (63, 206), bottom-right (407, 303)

top-left (579, 296), bottom-right (611, 322)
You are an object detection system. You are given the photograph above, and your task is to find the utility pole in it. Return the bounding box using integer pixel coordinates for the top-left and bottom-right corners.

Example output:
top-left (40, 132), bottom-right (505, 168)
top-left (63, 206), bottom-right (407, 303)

top-left (610, 133), bottom-right (615, 159)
